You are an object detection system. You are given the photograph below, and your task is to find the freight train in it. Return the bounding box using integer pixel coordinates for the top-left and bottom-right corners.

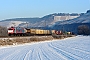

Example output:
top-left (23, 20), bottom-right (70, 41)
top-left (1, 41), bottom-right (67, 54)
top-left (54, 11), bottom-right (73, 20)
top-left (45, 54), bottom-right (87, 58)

top-left (8, 27), bottom-right (73, 36)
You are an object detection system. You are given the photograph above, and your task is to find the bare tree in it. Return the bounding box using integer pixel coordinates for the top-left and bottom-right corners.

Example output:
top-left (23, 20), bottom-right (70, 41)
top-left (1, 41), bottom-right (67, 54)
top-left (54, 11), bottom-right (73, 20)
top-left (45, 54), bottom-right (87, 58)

top-left (78, 25), bottom-right (90, 35)
top-left (0, 26), bottom-right (8, 36)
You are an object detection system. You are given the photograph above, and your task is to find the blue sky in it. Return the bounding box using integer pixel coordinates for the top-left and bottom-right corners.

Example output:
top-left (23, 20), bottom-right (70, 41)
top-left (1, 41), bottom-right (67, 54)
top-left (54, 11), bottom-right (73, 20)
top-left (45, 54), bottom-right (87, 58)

top-left (0, 0), bottom-right (90, 20)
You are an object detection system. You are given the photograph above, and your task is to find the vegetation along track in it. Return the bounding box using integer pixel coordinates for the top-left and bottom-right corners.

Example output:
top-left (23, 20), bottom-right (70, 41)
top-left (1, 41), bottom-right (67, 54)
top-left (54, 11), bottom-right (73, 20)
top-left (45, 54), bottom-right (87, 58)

top-left (0, 35), bottom-right (75, 46)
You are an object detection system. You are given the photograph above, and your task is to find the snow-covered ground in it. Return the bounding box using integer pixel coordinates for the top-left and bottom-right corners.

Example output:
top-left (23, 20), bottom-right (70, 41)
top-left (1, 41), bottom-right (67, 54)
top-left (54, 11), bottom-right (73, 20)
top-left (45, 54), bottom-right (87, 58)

top-left (0, 21), bottom-right (25, 28)
top-left (0, 36), bottom-right (90, 60)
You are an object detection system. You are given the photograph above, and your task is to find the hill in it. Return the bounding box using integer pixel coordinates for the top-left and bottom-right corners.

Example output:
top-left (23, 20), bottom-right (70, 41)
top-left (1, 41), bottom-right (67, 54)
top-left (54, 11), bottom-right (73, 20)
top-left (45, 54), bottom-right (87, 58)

top-left (0, 13), bottom-right (80, 28)
top-left (48, 10), bottom-right (90, 34)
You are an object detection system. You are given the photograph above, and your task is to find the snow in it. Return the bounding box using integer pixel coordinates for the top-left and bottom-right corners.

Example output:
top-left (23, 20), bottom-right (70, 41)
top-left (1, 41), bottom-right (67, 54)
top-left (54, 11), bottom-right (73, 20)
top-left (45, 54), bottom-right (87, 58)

top-left (0, 21), bottom-right (25, 28)
top-left (0, 36), bottom-right (90, 60)
top-left (8, 21), bottom-right (25, 28)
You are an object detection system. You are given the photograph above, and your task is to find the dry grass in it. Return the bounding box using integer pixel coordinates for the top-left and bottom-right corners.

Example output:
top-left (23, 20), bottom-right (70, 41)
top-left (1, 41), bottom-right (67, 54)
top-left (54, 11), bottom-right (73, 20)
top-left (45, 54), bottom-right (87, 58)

top-left (0, 36), bottom-right (54, 46)
top-left (52, 35), bottom-right (75, 39)
top-left (0, 35), bottom-right (75, 46)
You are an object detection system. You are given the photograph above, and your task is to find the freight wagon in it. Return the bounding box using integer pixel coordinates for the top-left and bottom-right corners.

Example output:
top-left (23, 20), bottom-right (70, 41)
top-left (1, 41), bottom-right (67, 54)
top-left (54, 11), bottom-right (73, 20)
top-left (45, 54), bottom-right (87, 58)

top-left (26, 29), bottom-right (52, 35)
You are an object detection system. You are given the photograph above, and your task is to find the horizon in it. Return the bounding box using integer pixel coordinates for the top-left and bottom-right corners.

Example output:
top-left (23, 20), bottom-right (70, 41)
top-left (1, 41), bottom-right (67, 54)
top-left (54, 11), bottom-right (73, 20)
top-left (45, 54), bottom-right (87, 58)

top-left (0, 0), bottom-right (90, 20)
top-left (0, 12), bottom-right (82, 21)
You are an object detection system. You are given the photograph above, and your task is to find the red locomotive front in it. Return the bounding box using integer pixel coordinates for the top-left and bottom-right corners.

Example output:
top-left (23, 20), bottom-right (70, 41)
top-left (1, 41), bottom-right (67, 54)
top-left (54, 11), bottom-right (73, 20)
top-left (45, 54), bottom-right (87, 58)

top-left (8, 27), bottom-right (26, 36)
top-left (8, 27), bottom-right (15, 35)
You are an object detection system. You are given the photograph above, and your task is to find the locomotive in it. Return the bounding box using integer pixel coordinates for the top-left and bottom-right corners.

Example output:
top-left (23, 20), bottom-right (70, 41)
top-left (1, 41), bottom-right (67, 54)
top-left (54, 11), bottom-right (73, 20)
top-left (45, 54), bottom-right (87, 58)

top-left (8, 27), bottom-right (26, 36)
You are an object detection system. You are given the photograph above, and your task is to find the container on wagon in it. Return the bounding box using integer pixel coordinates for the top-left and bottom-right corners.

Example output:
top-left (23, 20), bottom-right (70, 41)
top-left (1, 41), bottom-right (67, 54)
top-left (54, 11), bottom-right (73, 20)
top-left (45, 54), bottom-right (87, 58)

top-left (51, 30), bottom-right (55, 34)
top-left (43, 30), bottom-right (47, 34)
top-left (35, 29), bottom-right (44, 34)
top-left (30, 29), bottom-right (36, 34)
top-left (47, 30), bottom-right (51, 34)
top-left (67, 32), bottom-right (71, 35)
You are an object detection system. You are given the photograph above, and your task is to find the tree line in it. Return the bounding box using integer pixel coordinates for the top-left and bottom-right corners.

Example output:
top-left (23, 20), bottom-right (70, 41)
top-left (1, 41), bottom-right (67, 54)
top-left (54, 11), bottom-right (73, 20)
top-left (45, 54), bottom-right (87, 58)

top-left (0, 26), bottom-right (8, 36)
top-left (78, 25), bottom-right (90, 35)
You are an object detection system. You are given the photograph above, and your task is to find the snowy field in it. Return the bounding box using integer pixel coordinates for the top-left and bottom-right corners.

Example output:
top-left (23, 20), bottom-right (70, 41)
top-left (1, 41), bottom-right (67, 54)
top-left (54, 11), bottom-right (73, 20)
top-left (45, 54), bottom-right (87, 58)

top-left (0, 36), bottom-right (90, 60)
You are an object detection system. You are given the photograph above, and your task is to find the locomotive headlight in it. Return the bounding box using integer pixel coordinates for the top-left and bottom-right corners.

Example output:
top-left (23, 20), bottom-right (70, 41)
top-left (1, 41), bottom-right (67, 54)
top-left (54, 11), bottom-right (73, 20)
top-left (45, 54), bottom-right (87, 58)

top-left (8, 30), bottom-right (13, 33)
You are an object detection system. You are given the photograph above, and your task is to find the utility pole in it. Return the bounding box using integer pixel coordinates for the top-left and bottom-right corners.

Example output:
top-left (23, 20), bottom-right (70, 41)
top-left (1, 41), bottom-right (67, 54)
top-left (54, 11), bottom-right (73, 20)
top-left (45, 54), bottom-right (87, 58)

top-left (62, 22), bottom-right (64, 34)
top-left (44, 19), bottom-right (47, 29)
top-left (45, 19), bottom-right (47, 37)
top-left (45, 20), bottom-right (46, 27)
top-left (12, 23), bottom-right (16, 27)
top-left (26, 22), bottom-right (28, 28)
